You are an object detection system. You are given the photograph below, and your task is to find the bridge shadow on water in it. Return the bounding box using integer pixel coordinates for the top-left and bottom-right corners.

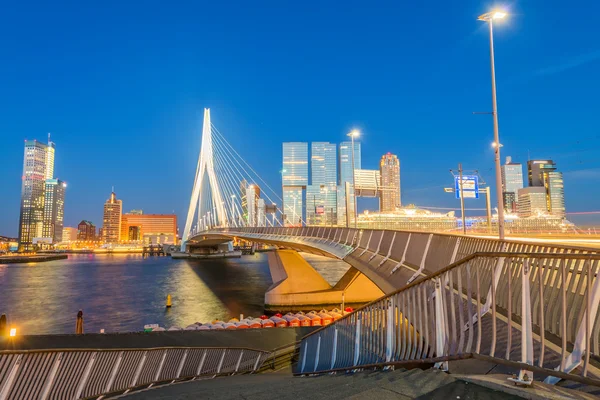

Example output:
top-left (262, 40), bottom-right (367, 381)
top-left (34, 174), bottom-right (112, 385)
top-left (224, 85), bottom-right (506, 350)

top-left (184, 253), bottom-right (273, 318)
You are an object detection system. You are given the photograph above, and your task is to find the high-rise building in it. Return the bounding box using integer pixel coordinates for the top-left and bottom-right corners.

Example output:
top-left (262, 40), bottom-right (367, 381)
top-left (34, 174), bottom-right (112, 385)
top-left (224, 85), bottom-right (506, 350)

top-left (307, 142), bottom-right (337, 226)
top-left (283, 187), bottom-right (303, 226)
top-left (257, 198), bottom-right (266, 227)
top-left (77, 220), bottom-right (96, 240)
top-left (102, 191), bottom-right (122, 243)
top-left (517, 187), bottom-right (547, 218)
top-left (247, 184), bottom-right (261, 227)
top-left (527, 160), bottom-right (566, 218)
top-left (120, 214), bottom-right (177, 244)
top-left (239, 179), bottom-right (248, 223)
top-left (501, 156), bottom-right (524, 212)
top-left (62, 227), bottom-right (78, 242)
top-left (339, 141), bottom-right (361, 185)
top-left (311, 142), bottom-right (337, 186)
top-left (18, 138), bottom-right (56, 251)
top-left (42, 179), bottom-right (66, 243)
top-left (379, 153), bottom-right (401, 212)
top-left (282, 143), bottom-right (308, 226)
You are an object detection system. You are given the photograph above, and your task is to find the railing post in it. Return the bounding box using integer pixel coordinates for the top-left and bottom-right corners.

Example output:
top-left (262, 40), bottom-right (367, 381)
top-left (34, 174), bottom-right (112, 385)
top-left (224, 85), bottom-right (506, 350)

top-left (407, 234), bottom-right (432, 284)
top-left (313, 335), bottom-right (321, 372)
top-left (197, 349), bottom-right (208, 375)
top-left (105, 351), bottom-right (124, 393)
top-left (40, 352), bottom-right (63, 400)
top-left (386, 298), bottom-right (394, 362)
top-left (330, 328), bottom-right (338, 369)
top-left (509, 259), bottom-right (534, 385)
top-left (353, 314), bottom-right (362, 366)
top-left (74, 352), bottom-right (96, 400)
top-left (434, 278), bottom-right (448, 371)
top-left (176, 349), bottom-right (189, 378)
top-left (234, 350), bottom-right (244, 373)
top-left (252, 352), bottom-right (262, 372)
top-left (300, 341), bottom-right (308, 373)
top-left (154, 350), bottom-right (168, 381)
top-left (131, 351), bottom-right (148, 387)
top-left (481, 243), bottom-right (508, 316)
top-left (546, 258), bottom-right (600, 384)
top-left (0, 354), bottom-right (22, 400)
top-left (216, 349), bottom-right (226, 374)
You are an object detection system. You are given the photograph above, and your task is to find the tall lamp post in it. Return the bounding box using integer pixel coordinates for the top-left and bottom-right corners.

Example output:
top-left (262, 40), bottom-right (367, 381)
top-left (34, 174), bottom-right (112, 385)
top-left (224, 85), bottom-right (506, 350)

top-left (348, 130), bottom-right (360, 228)
top-left (478, 10), bottom-right (507, 240)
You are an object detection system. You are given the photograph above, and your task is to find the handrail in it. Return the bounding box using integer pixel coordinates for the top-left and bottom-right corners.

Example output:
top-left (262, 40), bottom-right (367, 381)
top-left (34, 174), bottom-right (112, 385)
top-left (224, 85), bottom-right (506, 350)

top-left (296, 251), bottom-right (600, 387)
top-left (0, 346), bottom-right (271, 399)
top-left (207, 226), bottom-right (600, 254)
top-left (0, 345), bottom-right (271, 355)
top-left (301, 252), bottom-right (600, 340)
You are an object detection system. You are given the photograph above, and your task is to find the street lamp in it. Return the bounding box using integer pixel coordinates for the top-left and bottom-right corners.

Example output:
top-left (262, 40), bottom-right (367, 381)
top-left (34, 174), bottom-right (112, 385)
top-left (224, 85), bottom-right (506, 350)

top-left (478, 10), bottom-right (507, 240)
top-left (347, 129), bottom-right (360, 228)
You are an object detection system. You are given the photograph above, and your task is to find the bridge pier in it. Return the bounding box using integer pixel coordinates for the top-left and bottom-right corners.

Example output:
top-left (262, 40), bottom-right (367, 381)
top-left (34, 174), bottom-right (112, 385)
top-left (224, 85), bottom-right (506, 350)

top-left (265, 250), bottom-right (384, 312)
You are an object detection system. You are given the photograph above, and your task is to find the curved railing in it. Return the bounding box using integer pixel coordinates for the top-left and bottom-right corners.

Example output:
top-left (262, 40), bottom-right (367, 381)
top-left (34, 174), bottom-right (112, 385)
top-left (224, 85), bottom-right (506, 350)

top-left (0, 346), bottom-right (270, 400)
top-left (295, 252), bottom-right (600, 387)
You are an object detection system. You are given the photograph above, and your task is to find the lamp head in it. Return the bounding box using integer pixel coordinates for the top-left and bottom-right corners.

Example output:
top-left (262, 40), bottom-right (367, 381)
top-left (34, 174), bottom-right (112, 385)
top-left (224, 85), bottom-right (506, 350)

top-left (478, 10), bottom-right (507, 21)
top-left (348, 129), bottom-right (360, 138)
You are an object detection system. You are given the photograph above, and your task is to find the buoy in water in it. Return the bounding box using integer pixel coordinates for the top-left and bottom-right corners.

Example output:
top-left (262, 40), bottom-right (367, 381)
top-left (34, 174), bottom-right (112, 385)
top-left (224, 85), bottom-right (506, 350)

top-left (166, 294), bottom-right (172, 308)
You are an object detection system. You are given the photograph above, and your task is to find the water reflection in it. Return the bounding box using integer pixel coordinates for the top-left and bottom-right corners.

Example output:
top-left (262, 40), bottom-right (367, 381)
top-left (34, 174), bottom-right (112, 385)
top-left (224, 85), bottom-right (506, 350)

top-left (0, 252), bottom-right (349, 335)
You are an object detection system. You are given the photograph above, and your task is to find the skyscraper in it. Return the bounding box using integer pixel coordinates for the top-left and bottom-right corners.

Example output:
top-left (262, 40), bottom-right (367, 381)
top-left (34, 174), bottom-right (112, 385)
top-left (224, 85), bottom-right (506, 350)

top-left (102, 191), bottom-right (122, 243)
top-left (18, 138), bottom-right (56, 251)
top-left (527, 160), bottom-right (566, 218)
top-left (282, 143), bottom-right (308, 226)
top-left (247, 184), bottom-right (261, 227)
top-left (338, 141), bottom-right (361, 226)
top-left (239, 179), bottom-right (248, 223)
top-left (42, 179), bottom-right (66, 243)
top-left (379, 153), bottom-right (401, 212)
top-left (257, 198), bottom-right (266, 227)
top-left (517, 187), bottom-right (547, 217)
top-left (501, 156), bottom-right (524, 212)
top-left (339, 141), bottom-right (361, 185)
top-left (307, 142), bottom-right (337, 225)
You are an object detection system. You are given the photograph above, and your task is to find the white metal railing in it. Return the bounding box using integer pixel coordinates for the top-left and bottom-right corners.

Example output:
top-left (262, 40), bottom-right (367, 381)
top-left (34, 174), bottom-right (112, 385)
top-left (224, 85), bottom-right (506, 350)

top-left (0, 346), bottom-right (270, 400)
top-left (296, 253), bottom-right (600, 387)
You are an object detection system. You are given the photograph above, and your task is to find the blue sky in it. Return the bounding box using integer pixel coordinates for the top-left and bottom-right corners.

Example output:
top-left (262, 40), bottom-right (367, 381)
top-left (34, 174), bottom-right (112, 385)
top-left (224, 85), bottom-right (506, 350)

top-left (1, 0), bottom-right (599, 236)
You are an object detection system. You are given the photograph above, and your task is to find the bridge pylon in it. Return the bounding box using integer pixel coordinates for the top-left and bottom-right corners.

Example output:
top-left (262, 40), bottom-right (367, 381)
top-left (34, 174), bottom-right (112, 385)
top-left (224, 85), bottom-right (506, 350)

top-left (181, 108), bottom-right (227, 251)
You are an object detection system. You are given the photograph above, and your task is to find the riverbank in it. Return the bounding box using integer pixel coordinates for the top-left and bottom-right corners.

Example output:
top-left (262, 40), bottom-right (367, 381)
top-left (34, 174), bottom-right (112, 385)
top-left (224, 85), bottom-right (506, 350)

top-left (0, 254), bottom-right (68, 264)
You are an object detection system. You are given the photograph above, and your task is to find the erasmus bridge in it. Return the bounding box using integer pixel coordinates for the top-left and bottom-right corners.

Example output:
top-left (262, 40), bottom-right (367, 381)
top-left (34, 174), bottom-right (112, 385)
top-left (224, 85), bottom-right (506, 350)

top-left (1, 110), bottom-right (600, 399)
top-left (180, 109), bottom-right (600, 386)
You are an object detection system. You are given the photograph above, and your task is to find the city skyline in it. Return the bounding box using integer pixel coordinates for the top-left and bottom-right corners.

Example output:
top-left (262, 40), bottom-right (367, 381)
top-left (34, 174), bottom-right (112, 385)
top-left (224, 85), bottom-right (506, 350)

top-left (2, 2), bottom-right (600, 236)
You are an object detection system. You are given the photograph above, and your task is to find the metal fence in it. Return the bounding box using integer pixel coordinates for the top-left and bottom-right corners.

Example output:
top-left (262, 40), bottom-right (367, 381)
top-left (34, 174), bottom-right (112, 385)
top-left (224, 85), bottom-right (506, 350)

top-left (210, 227), bottom-right (597, 294)
top-left (296, 253), bottom-right (600, 386)
top-left (0, 346), bottom-right (269, 400)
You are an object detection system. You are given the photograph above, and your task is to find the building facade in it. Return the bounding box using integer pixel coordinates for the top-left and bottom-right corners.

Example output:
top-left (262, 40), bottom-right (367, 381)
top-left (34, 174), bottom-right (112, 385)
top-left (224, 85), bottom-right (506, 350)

top-left (102, 192), bottom-right (122, 243)
top-left (18, 139), bottom-right (56, 250)
top-left (42, 179), bottom-right (66, 243)
top-left (306, 142), bottom-right (337, 226)
top-left (527, 160), bottom-right (565, 218)
top-left (120, 214), bottom-right (177, 244)
top-left (62, 227), bottom-right (78, 242)
top-left (501, 156), bottom-right (523, 212)
top-left (338, 141), bottom-right (361, 185)
top-left (517, 187), bottom-right (547, 218)
top-left (379, 153), bottom-right (401, 212)
top-left (257, 198), bottom-right (266, 227)
top-left (77, 220), bottom-right (96, 240)
top-left (282, 143), bottom-right (308, 226)
top-left (246, 184), bottom-right (261, 227)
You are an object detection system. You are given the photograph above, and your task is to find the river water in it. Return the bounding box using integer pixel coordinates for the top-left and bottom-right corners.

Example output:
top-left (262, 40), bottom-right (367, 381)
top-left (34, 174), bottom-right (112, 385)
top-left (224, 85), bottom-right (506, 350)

top-left (0, 253), bottom-right (349, 335)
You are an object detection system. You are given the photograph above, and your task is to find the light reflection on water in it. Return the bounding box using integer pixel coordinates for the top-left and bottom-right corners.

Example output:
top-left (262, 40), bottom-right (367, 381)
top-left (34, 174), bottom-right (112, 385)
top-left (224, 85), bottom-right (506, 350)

top-left (0, 252), bottom-right (349, 335)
